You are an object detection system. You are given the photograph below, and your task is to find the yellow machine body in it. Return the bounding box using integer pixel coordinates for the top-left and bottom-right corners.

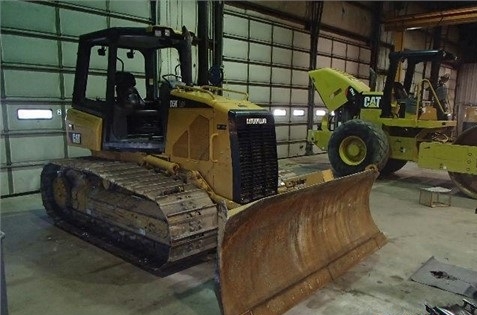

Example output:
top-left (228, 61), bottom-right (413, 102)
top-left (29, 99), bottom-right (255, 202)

top-left (307, 66), bottom-right (477, 199)
top-left (41, 26), bottom-right (388, 315)
top-left (65, 108), bottom-right (103, 151)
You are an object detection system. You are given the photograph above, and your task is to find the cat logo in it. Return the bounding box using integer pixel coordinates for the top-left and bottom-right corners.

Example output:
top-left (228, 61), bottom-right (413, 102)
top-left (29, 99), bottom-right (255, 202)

top-left (363, 96), bottom-right (381, 108)
top-left (246, 118), bottom-right (267, 125)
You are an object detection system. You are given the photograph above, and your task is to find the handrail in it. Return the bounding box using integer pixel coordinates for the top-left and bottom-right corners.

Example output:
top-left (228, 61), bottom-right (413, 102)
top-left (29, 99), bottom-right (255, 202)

top-left (175, 85), bottom-right (216, 99)
top-left (201, 85), bottom-right (249, 100)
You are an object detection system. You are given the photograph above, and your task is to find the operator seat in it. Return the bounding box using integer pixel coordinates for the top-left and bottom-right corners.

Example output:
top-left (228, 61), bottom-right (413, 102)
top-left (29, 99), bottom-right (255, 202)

top-left (393, 82), bottom-right (408, 100)
top-left (115, 71), bottom-right (145, 110)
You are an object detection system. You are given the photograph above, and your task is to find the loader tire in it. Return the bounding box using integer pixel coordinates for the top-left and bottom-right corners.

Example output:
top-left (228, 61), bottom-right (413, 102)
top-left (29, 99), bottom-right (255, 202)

top-left (328, 119), bottom-right (389, 176)
top-left (380, 158), bottom-right (407, 175)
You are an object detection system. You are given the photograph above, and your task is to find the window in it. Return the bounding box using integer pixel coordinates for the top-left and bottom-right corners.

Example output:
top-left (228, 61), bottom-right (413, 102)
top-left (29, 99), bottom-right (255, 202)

top-left (292, 109), bottom-right (305, 116)
top-left (17, 109), bottom-right (53, 120)
top-left (273, 109), bottom-right (287, 116)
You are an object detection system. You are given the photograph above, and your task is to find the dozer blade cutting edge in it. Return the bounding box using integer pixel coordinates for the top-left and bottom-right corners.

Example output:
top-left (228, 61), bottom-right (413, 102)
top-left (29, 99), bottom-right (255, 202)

top-left (215, 169), bottom-right (386, 315)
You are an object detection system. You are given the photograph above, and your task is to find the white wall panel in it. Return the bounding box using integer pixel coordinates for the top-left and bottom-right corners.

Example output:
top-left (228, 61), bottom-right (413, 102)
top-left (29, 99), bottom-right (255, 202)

top-left (223, 61), bottom-right (248, 82)
top-left (346, 61), bottom-right (359, 75)
top-left (359, 47), bottom-right (371, 63)
top-left (272, 47), bottom-right (292, 66)
top-left (110, 18), bottom-right (147, 28)
top-left (331, 58), bottom-right (346, 70)
top-left (12, 167), bottom-right (42, 194)
top-left (224, 15), bottom-right (248, 38)
top-left (317, 55), bottom-right (332, 68)
top-left (68, 146), bottom-right (91, 158)
top-left (289, 142), bottom-right (306, 157)
top-left (2, 35), bottom-right (59, 66)
top-left (292, 51), bottom-right (309, 69)
top-left (291, 89), bottom-right (308, 105)
top-left (290, 125), bottom-right (307, 140)
top-left (109, 1), bottom-right (150, 18)
top-left (358, 64), bottom-right (370, 78)
top-left (61, 1), bottom-right (107, 10)
top-left (249, 64), bottom-right (270, 83)
top-left (249, 43), bottom-right (271, 63)
top-left (271, 88), bottom-right (290, 104)
top-left (223, 38), bottom-right (248, 60)
top-left (1, 1), bottom-right (56, 33)
top-left (61, 42), bottom-right (79, 68)
top-left (314, 91), bottom-right (324, 106)
top-left (272, 26), bottom-right (292, 46)
top-left (292, 70), bottom-right (309, 87)
top-left (248, 86), bottom-right (270, 104)
top-left (4, 70), bottom-right (61, 98)
top-left (276, 144), bottom-right (289, 158)
top-left (10, 135), bottom-right (64, 163)
top-left (271, 68), bottom-right (291, 85)
top-left (250, 21), bottom-right (272, 43)
top-left (318, 38), bottom-right (332, 54)
top-left (0, 139), bottom-right (6, 165)
top-left (63, 73), bottom-right (75, 99)
top-left (0, 105), bottom-right (3, 131)
top-left (6, 105), bottom-right (63, 131)
top-left (59, 9), bottom-right (108, 36)
top-left (1, 171), bottom-right (9, 196)
top-left (275, 125), bottom-right (289, 141)
top-left (347, 45), bottom-right (359, 59)
top-left (333, 41), bottom-right (347, 58)
top-left (293, 31), bottom-right (310, 50)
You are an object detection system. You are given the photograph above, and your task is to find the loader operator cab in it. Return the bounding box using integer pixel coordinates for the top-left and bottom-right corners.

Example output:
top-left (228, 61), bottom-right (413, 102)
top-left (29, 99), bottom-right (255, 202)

top-left (381, 49), bottom-right (457, 119)
top-left (72, 26), bottom-right (195, 152)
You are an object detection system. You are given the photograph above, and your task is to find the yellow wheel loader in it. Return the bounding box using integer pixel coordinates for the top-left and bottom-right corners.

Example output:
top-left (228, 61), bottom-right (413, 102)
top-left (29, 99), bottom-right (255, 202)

top-left (308, 49), bottom-right (477, 199)
top-left (40, 26), bottom-right (386, 315)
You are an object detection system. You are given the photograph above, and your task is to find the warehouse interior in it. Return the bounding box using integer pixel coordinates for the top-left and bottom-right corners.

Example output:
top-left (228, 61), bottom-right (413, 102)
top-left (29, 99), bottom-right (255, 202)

top-left (1, 1), bottom-right (477, 315)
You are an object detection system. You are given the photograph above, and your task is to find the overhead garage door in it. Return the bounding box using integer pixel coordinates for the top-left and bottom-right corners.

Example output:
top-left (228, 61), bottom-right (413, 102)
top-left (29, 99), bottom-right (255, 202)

top-left (0, 0), bottom-right (151, 196)
top-left (222, 5), bottom-right (372, 158)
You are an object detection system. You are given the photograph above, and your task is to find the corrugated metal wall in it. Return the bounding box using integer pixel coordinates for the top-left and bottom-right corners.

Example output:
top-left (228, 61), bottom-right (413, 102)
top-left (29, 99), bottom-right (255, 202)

top-left (455, 63), bottom-right (477, 133)
top-left (0, 0), bottom-right (151, 196)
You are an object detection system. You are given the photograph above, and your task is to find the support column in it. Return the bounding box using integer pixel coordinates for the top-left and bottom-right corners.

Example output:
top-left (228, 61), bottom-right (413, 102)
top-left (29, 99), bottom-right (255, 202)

top-left (305, 1), bottom-right (323, 155)
top-left (198, 1), bottom-right (209, 86)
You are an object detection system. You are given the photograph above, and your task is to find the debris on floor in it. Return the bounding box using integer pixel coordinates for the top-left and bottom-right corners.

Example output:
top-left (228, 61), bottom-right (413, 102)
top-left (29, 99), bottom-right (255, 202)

top-left (419, 187), bottom-right (452, 207)
top-left (425, 299), bottom-right (476, 315)
top-left (411, 256), bottom-right (477, 298)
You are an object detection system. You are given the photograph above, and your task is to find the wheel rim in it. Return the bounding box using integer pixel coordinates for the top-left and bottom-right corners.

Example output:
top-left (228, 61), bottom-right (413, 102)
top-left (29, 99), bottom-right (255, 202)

top-left (339, 136), bottom-right (367, 166)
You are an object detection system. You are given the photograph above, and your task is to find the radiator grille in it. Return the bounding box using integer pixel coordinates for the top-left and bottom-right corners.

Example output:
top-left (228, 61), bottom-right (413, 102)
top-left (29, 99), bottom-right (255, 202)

top-left (230, 111), bottom-right (278, 204)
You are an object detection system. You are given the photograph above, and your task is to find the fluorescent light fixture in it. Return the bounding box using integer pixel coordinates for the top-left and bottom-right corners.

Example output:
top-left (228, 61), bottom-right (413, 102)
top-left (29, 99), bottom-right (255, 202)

top-left (273, 109), bottom-right (287, 116)
top-left (315, 109), bottom-right (327, 116)
top-left (293, 109), bottom-right (305, 116)
top-left (17, 109), bottom-right (53, 120)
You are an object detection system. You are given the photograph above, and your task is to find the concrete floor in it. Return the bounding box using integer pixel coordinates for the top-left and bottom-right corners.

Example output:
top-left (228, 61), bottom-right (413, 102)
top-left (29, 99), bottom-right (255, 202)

top-left (1, 154), bottom-right (476, 315)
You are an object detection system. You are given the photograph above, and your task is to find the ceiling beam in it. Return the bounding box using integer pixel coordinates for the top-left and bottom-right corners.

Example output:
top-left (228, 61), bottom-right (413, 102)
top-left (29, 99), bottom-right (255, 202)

top-left (383, 6), bottom-right (477, 31)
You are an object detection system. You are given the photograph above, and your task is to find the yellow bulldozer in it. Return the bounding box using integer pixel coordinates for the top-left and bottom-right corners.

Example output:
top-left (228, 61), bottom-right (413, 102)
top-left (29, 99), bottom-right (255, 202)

top-left (40, 26), bottom-right (386, 315)
top-left (308, 49), bottom-right (477, 199)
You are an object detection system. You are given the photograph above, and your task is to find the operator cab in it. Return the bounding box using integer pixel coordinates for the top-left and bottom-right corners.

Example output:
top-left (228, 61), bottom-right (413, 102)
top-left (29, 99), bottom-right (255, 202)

top-left (72, 26), bottom-right (195, 152)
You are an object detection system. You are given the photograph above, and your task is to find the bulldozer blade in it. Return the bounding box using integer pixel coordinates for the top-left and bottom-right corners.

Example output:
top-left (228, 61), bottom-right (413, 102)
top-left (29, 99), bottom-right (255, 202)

top-left (215, 169), bottom-right (386, 315)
